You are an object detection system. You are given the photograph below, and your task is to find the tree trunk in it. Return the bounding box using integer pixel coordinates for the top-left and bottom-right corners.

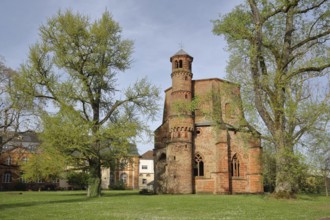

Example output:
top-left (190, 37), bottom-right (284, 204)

top-left (274, 142), bottom-right (296, 198)
top-left (87, 158), bottom-right (102, 197)
top-left (275, 155), bottom-right (293, 197)
top-left (325, 175), bottom-right (329, 197)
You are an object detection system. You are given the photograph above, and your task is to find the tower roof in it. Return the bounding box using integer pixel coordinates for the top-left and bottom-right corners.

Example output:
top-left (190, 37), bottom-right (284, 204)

top-left (170, 49), bottom-right (193, 62)
top-left (173, 49), bottom-right (191, 56)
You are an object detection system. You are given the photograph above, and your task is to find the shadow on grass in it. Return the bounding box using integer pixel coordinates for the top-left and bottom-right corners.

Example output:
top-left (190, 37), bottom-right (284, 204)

top-left (0, 197), bottom-right (89, 211)
top-left (0, 190), bottom-right (151, 211)
top-left (57, 190), bottom-right (142, 197)
top-left (101, 190), bottom-right (142, 197)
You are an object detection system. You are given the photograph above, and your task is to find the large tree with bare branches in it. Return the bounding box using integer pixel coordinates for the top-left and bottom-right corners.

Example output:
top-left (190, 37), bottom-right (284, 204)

top-left (213, 0), bottom-right (329, 197)
top-left (14, 10), bottom-right (160, 197)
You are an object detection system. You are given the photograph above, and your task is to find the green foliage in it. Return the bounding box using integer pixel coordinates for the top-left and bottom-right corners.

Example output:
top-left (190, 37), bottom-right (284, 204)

top-left (14, 9), bottom-right (160, 197)
top-left (66, 171), bottom-right (89, 190)
top-left (109, 182), bottom-right (126, 190)
top-left (263, 145), bottom-right (277, 192)
top-left (304, 119), bottom-right (330, 196)
top-left (0, 58), bottom-right (35, 155)
top-left (213, 0), bottom-right (330, 195)
top-left (172, 96), bottom-right (200, 115)
top-left (21, 148), bottom-right (66, 182)
top-left (300, 176), bottom-right (323, 194)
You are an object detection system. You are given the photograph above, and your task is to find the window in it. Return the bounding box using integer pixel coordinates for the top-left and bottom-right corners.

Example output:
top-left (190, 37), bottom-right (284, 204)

top-left (142, 179), bottom-right (147, 184)
top-left (231, 154), bottom-right (240, 177)
top-left (142, 165), bottom-right (148, 170)
top-left (175, 60), bottom-right (179, 68)
top-left (179, 60), bottom-right (183, 68)
top-left (3, 172), bottom-right (11, 183)
top-left (159, 153), bottom-right (166, 161)
top-left (6, 156), bottom-right (11, 165)
top-left (194, 153), bottom-right (204, 177)
top-left (20, 172), bottom-right (26, 183)
top-left (120, 173), bottom-right (127, 184)
top-left (37, 177), bottom-right (43, 183)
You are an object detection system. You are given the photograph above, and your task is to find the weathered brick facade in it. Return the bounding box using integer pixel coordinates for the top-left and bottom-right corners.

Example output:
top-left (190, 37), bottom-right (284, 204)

top-left (154, 50), bottom-right (263, 194)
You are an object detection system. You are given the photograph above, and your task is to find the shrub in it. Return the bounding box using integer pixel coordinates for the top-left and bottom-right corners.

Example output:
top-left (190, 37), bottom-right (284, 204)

top-left (66, 171), bottom-right (89, 190)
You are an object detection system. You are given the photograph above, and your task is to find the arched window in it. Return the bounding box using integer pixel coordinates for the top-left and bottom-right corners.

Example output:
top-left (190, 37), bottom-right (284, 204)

top-left (175, 60), bottom-right (179, 68)
top-left (3, 172), bottom-right (11, 183)
top-left (159, 153), bottom-right (166, 161)
top-left (120, 173), bottom-right (127, 184)
top-left (231, 154), bottom-right (240, 177)
top-left (179, 60), bottom-right (183, 68)
top-left (194, 153), bottom-right (204, 176)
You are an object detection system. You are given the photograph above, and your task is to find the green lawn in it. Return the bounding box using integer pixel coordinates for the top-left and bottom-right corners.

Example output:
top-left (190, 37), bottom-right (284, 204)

top-left (0, 190), bottom-right (329, 220)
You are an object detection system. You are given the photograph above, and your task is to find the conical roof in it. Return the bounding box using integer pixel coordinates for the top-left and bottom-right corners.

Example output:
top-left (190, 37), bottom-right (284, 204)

top-left (170, 49), bottom-right (193, 61)
top-left (173, 49), bottom-right (190, 56)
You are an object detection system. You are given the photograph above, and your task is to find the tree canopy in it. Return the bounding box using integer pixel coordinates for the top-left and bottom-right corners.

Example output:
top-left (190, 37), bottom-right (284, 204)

top-left (15, 10), bottom-right (160, 197)
top-left (213, 0), bottom-right (329, 197)
top-left (0, 57), bottom-right (34, 155)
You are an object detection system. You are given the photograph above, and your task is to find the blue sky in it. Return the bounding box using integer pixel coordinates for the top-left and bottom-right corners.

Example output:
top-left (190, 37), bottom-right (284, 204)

top-left (0, 0), bottom-right (243, 153)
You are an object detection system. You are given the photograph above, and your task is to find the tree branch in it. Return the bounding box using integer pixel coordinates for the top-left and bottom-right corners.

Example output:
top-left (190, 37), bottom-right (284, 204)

top-left (287, 64), bottom-right (330, 79)
top-left (248, 0), bottom-right (276, 136)
top-left (296, 0), bottom-right (327, 14)
top-left (292, 29), bottom-right (330, 51)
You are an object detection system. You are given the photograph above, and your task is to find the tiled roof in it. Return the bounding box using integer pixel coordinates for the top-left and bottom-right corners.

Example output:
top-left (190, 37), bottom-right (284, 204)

top-left (140, 150), bottom-right (153, 160)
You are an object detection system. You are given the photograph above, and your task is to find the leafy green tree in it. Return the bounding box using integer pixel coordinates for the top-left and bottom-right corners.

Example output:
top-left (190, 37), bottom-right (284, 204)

top-left (0, 57), bottom-right (32, 154)
top-left (15, 10), bottom-right (160, 197)
top-left (213, 0), bottom-right (329, 197)
top-left (262, 143), bottom-right (277, 193)
top-left (305, 119), bottom-right (330, 196)
top-left (66, 171), bottom-right (89, 190)
top-left (21, 148), bottom-right (66, 183)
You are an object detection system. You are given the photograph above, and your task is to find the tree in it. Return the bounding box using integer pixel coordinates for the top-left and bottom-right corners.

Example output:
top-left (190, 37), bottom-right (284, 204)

top-left (14, 10), bottom-right (160, 197)
top-left (21, 148), bottom-right (66, 185)
top-left (305, 119), bottom-right (330, 196)
top-left (213, 0), bottom-right (329, 197)
top-left (0, 57), bottom-right (33, 155)
top-left (66, 171), bottom-right (89, 190)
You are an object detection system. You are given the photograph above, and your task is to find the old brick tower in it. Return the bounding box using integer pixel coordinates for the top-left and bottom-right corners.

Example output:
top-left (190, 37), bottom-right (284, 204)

top-left (166, 50), bottom-right (194, 193)
top-left (154, 49), bottom-right (263, 194)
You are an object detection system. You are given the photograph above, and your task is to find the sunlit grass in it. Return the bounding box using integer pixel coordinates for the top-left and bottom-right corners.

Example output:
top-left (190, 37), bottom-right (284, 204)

top-left (0, 190), bottom-right (329, 220)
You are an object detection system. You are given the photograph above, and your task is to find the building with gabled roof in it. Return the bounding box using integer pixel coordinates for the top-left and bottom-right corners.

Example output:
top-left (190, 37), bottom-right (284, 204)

top-left (139, 150), bottom-right (154, 190)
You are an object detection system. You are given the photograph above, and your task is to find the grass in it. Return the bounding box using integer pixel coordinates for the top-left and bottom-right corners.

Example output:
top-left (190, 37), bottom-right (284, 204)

top-left (0, 190), bottom-right (329, 220)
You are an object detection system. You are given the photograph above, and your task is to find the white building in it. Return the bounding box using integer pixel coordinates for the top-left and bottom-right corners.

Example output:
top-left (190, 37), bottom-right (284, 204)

top-left (139, 151), bottom-right (154, 190)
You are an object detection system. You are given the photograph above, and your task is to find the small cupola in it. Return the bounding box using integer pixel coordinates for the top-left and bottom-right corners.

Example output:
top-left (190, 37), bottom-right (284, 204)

top-left (170, 49), bottom-right (193, 72)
